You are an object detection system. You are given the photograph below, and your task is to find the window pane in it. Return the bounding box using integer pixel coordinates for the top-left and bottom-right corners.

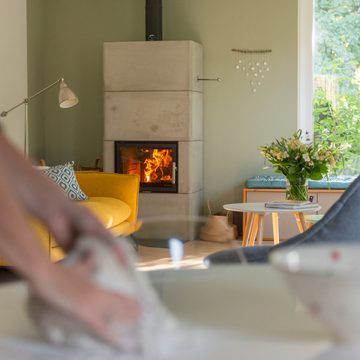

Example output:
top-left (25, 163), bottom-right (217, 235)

top-left (314, 1), bottom-right (360, 174)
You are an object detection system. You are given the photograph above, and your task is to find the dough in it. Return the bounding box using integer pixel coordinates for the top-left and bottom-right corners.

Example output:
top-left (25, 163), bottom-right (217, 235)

top-left (28, 236), bottom-right (182, 357)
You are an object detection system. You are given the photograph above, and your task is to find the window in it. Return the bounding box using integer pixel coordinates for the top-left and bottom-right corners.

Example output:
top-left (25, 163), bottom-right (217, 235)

top-left (298, 0), bottom-right (314, 139)
top-left (299, 0), bottom-right (360, 174)
top-left (313, 0), bottom-right (360, 174)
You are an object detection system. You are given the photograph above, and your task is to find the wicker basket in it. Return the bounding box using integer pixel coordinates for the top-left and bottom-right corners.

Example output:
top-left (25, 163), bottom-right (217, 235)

top-left (200, 200), bottom-right (238, 242)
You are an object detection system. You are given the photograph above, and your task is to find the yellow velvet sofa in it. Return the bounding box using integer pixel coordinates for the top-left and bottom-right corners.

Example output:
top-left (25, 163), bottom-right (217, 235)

top-left (0, 172), bottom-right (140, 266)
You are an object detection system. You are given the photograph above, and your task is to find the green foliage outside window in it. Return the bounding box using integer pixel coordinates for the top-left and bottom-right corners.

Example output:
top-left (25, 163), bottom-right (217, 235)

top-left (313, 0), bottom-right (360, 174)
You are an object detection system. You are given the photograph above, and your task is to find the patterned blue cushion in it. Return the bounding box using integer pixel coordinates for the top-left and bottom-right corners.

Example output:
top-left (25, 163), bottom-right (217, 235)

top-left (245, 174), bottom-right (357, 190)
top-left (41, 161), bottom-right (89, 201)
top-left (245, 175), bottom-right (286, 189)
top-left (309, 175), bottom-right (358, 189)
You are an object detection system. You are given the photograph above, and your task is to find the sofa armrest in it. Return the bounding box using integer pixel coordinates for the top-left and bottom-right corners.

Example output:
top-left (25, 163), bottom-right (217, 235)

top-left (75, 172), bottom-right (140, 223)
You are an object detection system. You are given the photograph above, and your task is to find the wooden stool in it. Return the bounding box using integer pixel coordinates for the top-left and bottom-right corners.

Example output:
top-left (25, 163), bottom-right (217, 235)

top-left (304, 214), bottom-right (324, 229)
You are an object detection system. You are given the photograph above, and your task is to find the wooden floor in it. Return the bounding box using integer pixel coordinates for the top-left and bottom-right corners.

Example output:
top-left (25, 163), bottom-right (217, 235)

top-left (0, 240), bottom-right (243, 283)
top-left (0, 242), bottom-right (233, 284)
top-left (0, 239), bottom-right (277, 283)
top-left (134, 239), bottom-right (243, 271)
top-left (135, 239), bottom-right (275, 271)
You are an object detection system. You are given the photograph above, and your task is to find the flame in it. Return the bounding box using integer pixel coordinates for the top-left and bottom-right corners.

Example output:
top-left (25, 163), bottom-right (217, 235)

top-left (142, 149), bottom-right (172, 182)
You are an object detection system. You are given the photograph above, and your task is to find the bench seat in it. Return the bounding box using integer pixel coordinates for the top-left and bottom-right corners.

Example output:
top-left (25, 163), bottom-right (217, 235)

top-left (245, 175), bottom-right (357, 190)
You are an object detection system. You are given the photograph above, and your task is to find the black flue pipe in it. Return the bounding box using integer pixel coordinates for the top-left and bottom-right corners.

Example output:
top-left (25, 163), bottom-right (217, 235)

top-left (146, 0), bottom-right (162, 41)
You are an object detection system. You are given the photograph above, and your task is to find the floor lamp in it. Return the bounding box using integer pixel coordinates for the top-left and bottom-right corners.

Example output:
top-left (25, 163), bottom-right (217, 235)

top-left (0, 77), bottom-right (79, 156)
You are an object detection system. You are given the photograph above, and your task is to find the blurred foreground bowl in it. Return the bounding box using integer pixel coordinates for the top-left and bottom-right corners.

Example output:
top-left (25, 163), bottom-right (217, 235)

top-left (270, 244), bottom-right (360, 345)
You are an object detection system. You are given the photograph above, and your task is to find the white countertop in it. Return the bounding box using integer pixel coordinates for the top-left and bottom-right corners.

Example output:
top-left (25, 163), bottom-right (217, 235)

top-left (0, 265), bottom-right (349, 359)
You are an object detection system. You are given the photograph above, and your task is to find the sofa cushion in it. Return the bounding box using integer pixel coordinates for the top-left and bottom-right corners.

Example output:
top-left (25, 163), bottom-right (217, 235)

top-left (78, 197), bottom-right (131, 229)
top-left (75, 172), bottom-right (140, 224)
top-left (50, 197), bottom-right (132, 252)
top-left (40, 162), bottom-right (89, 201)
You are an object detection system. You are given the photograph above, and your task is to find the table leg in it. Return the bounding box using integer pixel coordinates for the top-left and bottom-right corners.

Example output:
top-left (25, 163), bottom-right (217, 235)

top-left (248, 215), bottom-right (259, 246)
top-left (242, 212), bottom-right (254, 247)
top-left (271, 212), bottom-right (279, 245)
top-left (292, 213), bottom-right (303, 233)
top-left (256, 214), bottom-right (265, 245)
top-left (296, 212), bottom-right (307, 233)
top-left (307, 222), bottom-right (315, 229)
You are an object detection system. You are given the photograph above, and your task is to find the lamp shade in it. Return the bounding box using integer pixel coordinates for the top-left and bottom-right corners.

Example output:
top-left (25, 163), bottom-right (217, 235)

top-left (59, 81), bottom-right (79, 108)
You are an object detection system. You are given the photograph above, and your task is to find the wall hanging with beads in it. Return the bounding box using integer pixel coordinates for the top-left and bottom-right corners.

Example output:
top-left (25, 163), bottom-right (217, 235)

top-left (232, 49), bottom-right (272, 93)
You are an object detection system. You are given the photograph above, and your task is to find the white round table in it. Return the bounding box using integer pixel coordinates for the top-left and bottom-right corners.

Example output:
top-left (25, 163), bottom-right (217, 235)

top-left (224, 203), bottom-right (321, 247)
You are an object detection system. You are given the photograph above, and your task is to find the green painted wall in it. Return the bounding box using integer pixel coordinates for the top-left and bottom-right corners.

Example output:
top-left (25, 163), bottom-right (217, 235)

top-left (164, 0), bottom-right (298, 209)
top-left (0, 0), bottom-right (27, 153)
top-left (27, 0), bottom-right (145, 164)
top-left (27, 0), bottom-right (45, 160)
top-left (27, 0), bottom-right (297, 210)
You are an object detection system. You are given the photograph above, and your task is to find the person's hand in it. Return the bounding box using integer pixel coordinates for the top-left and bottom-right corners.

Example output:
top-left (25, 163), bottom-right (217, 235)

top-left (30, 251), bottom-right (141, 349)
top-left (37, 195), bottom-right (111, 252)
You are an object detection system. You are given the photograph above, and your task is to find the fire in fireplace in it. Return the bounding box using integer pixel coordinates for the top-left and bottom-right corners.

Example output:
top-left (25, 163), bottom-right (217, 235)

top-left (115, 141), bottom-right (178, 193)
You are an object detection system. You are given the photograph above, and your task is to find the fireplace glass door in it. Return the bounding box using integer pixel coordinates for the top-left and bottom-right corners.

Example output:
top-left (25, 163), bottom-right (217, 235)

top-left (115, 141), bottom-right (178, 193)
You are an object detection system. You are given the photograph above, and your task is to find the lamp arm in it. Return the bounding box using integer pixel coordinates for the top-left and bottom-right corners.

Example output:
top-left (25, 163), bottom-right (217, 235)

top-left (0, 78), bottom-right (64, 118)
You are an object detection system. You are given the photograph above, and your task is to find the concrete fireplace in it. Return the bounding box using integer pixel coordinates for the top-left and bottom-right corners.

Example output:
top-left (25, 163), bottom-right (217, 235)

top-left (103, 40), bottom-right (204, 223)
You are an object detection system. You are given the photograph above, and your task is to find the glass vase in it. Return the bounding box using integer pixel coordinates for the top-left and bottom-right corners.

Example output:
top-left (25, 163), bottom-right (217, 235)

top-left (286, 178), bottom-right (309, 201)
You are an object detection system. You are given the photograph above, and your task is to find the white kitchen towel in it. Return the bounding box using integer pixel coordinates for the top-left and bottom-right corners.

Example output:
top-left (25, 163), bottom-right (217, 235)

top-left (27, 236), bottom-right (185, 358)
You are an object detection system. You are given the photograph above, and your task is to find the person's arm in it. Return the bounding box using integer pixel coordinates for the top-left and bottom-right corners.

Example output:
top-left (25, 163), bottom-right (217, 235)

top-left (0, 134), bottom-right (109, 251)
top-left (0, 158), bottom-right (53, 275)
top-left (0, 134), bottom-right (140, 348)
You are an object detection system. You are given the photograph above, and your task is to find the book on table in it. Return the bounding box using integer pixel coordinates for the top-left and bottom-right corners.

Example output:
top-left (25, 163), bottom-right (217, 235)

top-left (265, 199), bottom-right (319, 209)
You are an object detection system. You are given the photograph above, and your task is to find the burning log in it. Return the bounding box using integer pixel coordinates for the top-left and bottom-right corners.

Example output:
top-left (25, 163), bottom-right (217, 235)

top-left (141, 148), bottom-right (173, 183)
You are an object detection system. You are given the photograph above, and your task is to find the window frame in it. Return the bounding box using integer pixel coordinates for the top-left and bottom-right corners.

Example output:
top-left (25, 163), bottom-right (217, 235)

top-left (297, 0), bottom-right (314, 139)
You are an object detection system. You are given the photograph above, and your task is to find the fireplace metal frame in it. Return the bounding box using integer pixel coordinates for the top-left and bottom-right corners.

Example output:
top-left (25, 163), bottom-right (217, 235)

top-left (114, 140), bottom-right (178, 193)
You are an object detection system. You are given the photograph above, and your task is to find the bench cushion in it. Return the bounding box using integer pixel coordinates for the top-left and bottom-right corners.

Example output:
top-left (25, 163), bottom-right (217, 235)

top-left (245, 175), bottom-right (357, 190)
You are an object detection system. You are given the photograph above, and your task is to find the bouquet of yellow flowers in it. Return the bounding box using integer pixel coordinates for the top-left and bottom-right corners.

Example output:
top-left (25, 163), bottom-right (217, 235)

top-left (259, 130), bottom-right (341, 200)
